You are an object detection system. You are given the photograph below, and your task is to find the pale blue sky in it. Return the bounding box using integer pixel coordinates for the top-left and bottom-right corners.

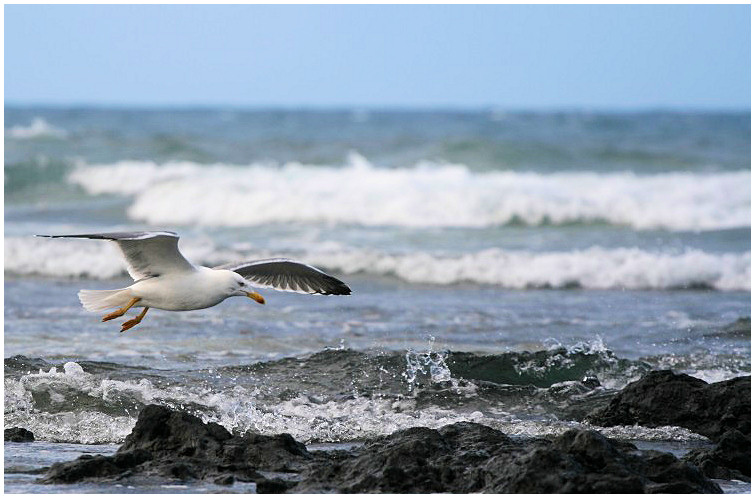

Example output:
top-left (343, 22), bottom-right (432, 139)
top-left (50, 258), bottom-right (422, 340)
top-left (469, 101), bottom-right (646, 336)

top-left (5, 4), bottom-right (751, 109)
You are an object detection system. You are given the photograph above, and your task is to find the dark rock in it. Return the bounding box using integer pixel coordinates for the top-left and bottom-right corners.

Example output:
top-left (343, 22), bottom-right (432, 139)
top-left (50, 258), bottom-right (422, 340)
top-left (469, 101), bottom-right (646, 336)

top-left (683, 429), bottom-right (751, 482)
top-left (491, 429), bottom-right (720, 494)
top-left (581, 375), bottom-right (601, 389)
top-left (256, 477), bottom-right (297, 493)
top-left (42, 450), bottom-right (151, 484)
top-left (587, 370), bottom-right (751, 441)
top-left (40, 404), bottom-right (310, 486)
top-left (587, 370), bottom-right (751, 484)
top-left (5, 465), bottom-right (49, 475)
top-left (294, 422), bottom-right (721, 493)
top-left (296, 422), bottom-right (514, 493)
top-left (5, 427), bottom-right (35, 442)
top-left (213, 474), bottom-right (235, 486)
top-left (37, 405), bottom-right (724, 493)
top-left (117, 404), bottom-right (233, 455)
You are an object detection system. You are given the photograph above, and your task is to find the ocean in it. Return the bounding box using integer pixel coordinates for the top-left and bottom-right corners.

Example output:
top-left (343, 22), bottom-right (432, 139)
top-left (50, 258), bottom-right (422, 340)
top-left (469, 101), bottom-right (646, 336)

top-left (4, 107), bottom-right (751, 492)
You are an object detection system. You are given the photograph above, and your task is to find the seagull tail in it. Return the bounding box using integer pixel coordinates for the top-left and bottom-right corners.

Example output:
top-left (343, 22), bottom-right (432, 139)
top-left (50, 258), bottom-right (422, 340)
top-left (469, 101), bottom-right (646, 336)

top-left (78, 288), bottom-right (133, 312)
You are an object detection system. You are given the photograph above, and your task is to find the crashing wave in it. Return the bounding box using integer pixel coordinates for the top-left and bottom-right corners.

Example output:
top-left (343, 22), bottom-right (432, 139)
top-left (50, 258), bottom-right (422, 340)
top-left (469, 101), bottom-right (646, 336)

top-left (6, 345), bottom-right (731, 445)
top-left (5, 236), bottom-right (749, 291)
top-left (7, 118), bottom-right (67, 140)
top-left (66, 154), bottom-right (750, 231)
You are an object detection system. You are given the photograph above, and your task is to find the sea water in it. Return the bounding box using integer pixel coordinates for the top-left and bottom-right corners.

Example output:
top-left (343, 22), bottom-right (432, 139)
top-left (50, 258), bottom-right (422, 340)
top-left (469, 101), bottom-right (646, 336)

top-left (4, 108), bottom-right (750, 493)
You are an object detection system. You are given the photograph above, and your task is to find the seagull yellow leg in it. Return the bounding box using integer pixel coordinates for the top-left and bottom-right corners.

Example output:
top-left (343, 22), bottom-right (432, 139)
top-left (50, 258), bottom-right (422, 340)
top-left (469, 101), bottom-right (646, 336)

top-left (121, 307), bottom-right (149, 333)
top-left (102, 297), bottom-right (141, 322)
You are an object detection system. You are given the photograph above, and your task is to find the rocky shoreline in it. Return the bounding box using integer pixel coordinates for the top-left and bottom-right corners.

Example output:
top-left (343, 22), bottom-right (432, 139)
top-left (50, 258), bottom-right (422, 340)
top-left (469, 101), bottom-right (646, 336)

top-left (588, 370), bottom-right (751, 484)
top-left (11, 369), bottom-right (750, 493)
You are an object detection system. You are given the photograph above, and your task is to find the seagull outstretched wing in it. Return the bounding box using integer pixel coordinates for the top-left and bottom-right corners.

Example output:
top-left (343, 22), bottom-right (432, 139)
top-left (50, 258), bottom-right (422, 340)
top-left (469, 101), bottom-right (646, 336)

top-left (36, 231), bottom-right (195, 280)
top-left (216, 258), bottom-right (351, 295)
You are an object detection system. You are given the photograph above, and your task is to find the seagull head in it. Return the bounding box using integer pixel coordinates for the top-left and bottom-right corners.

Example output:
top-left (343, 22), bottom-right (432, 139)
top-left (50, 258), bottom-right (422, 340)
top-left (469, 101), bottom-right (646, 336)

top-left (222, 270), bottom-right (266, 304)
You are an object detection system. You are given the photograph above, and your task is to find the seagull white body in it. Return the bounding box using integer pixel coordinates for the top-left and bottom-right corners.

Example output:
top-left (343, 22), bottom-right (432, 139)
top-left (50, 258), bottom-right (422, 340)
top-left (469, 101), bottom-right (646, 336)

top-left (38, 231), bottom-right (351, 331)
top-left (126, 267), bottom-right (248, 311)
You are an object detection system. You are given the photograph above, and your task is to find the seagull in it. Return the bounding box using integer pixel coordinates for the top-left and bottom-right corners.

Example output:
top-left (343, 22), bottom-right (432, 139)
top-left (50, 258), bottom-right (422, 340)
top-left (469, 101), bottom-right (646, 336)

top-left (37, 231), bottom-right (351, 332)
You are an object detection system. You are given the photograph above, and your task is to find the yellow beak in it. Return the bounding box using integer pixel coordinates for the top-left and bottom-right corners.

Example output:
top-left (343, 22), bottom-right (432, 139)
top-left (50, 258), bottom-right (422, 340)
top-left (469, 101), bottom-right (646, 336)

top-left (246, 291), bottom-right (265, 304)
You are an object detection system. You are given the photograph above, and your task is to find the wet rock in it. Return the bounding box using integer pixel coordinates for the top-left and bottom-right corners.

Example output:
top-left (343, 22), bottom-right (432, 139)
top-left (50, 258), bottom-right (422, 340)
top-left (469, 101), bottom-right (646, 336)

top-left (683, 429), bottom-right (751, 482)
top-left (294, 422), bottom-right (721, 493)
top-left (5, 427), bottom-right (35, 442)
top-left (41, 450), bottom-right (151, 484)
top-left (494, 429), bottom-right (720, 494)
top-left (37, 405), bottom-right (723, 493)
top-left (581, 375), bottom-right (601, 389)
top-left (256, 477), bottom-right (297, 493)
top-left (587, 370), bottom-right (751, 441)
top-left (295, 422), bottom-right (513, 493)
top-left (40, 404), bottom-right (311, 485)
top-left (213, 474), bottom-right (235, 486)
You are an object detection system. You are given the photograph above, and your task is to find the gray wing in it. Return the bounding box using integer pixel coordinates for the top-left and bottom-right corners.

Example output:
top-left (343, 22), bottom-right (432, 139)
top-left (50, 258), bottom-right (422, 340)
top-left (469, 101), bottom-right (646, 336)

top-left (36, 231), bottom-right (195, 280)
top-left (216, 258), bottom-right (351, 295)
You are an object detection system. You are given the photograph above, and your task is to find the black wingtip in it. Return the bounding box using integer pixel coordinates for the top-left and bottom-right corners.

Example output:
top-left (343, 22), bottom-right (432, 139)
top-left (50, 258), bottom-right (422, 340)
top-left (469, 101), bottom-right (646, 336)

top-left (318, 277), bottom-right (351, 295)
top-left (332, 283), bottom-right (352, 295)
top-left (324, 290), bottom-right (351, 296)
top-left (327, 277), bottom-right (352, 295)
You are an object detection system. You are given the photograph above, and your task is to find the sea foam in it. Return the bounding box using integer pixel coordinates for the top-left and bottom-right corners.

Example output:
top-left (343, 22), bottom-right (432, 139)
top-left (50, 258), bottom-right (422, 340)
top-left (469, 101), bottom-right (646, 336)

top-left (67, 154), bottom-right (750, 231)
top-left (5, 236), bottom-right (749, 290)
top-left (303, 246), bottom-right (751, 291)
top-left (3, 358), bottom-right (709, 444)
top-left (7, 117), bottom-right (67, 140)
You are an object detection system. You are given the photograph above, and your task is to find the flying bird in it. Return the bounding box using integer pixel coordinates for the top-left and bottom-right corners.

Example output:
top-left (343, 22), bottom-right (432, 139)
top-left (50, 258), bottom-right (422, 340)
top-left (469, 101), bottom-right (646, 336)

top-left (37, 231), bottom-right (351, 332)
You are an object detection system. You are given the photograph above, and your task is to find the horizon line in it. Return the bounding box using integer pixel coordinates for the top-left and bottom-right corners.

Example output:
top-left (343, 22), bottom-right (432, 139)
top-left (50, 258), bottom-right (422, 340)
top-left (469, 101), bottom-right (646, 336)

top-left (4, 102), bottom-right (751, 114)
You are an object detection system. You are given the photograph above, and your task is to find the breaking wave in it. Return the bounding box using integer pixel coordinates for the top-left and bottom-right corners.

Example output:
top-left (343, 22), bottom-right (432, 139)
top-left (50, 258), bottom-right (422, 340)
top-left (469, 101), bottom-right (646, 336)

top-left (6, 117), bottom-right (67, 140)
top-left (304, 246), bottom-right (750, 291)
top-left (2, 344), bottom-right (668, 444)
top-left (66, 154), bottom-right (750, 231)
top-left (5, 236), bottom-right (749, 291)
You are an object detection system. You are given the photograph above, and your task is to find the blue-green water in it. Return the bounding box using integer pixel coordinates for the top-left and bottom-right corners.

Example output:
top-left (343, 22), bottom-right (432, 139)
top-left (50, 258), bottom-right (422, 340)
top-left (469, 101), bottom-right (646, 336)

top-left (4, 108), bottom-right (750, 493)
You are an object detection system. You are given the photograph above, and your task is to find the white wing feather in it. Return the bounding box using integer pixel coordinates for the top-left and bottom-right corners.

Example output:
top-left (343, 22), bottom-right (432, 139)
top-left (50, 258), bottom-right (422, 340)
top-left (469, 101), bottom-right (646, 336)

top-left (37, 231), bottom-right (195, 280)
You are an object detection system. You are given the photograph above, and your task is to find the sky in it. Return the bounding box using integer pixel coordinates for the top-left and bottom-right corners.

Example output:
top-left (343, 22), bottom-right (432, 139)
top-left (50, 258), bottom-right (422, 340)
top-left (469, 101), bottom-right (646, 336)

top-left (4, 4), bottom-right (751, 110)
